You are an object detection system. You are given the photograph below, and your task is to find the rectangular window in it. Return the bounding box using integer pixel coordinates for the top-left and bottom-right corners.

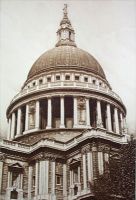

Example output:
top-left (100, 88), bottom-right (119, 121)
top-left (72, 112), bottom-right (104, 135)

top-left (84, 77), bottom-right (88, 82)
top-left (47, 77), bottom-right (51, 82)
top-left (32, 175), bottom-right (35, 187)
top-left (73, 168), bottom-right (78, 183)
top-left (65, 75), bottom-right (70, 80)
top-left (56, 175), bottom-right (61, 185)
top-left (92, 79), bottom-right (96, 84)
top-left (75, 75), bottom-right (79, 81)
top-left (33, 82), bottom-right (36, 86)
top-left (56, 75), bottom-right (60, 81)
top-left (39, 79), bottom-right (43, 84)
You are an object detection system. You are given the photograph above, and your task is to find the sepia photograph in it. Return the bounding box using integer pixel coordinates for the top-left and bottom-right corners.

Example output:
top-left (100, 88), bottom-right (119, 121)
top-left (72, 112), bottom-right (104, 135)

top-left (0, 0), bottom-right (135, 200)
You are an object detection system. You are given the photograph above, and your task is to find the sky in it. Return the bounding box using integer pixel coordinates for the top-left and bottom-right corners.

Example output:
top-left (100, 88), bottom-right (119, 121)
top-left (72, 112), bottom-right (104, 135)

top-left (0, 0), bottom-right (136, 138)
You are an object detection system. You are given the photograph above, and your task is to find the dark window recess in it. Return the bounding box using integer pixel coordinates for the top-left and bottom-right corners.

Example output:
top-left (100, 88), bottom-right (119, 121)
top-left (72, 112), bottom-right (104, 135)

top-left (74, 186), bottom-right (78, 195)
top-left (56, 75), bottom-right (60, 80)
top-left (32, 176), bottom-right (35, 186)
top-left (75, 76), bottom-right (79, 81)
top-left (47, 77), bottom-right (51, 82)
top-left (39, 79), bottom-right (43, 84)
top-left (84, 77), bottom-right (88, 82)
top-left (10, 191), bottom-right (18, 199)
top-left (93, 80), bottom-right (96, 84)
top-left (33, 82), bottom-right (36, 86)
top-left (56, 176), bottom-right (61, 185)
top-left (65, 75), bottom-right (70, 80)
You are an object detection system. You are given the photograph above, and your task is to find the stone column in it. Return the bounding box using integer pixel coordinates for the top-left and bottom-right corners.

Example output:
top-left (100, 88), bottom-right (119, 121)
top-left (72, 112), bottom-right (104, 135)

top-left (11, 112), bottom-right (16, 139)
top-left (35, 100), bottom-right (40, 129)
top-left (25, 104), bottom-right (29, 131)
top-left (82, 154), bottom-right (87, 190)
top-left (35, 162), bottom-right (39, 196)
top-left (7, 171), bottom-right (11, 187)
top-left (7, 118), bottom-right (11, 140)
top-left (16, 108), bottom-right (22, 136)
top-left (96, 100), bottom-right (103, 128)
top-left (51, 161), bottom-right (56, 195)
top-left (47, 97), bottom-right (52, 129)
top-left (120, 112), bottom-right (123, 133)
top-left (28, 165), bottom-right (32, 200)
top-left (39, 160), bottom-right (49, 196)
top-left (20, 173), bottom-right (23, 189)
top-left (114, 107), bottom-right (119, 134)
top-left (87, 152), bottom-right (93, 183)
top-left (60, 96), bottom-right (65, 128)
top-left (0, 161), bottom-right (3, 193)
top-left (86, 98), bottom-right (91, 127)
top-left (78, 166), bottom-right (80, 183)
top-left (63, 164), bottom-right (67, 197)
top-left (70, 170), bottom-right (72, 186)
top-left (106, 103), bottom-right (112, 132)
top-left (98, 152), bottom-right (104, 175)
top-left (73, 97), bottom-right (78, 128)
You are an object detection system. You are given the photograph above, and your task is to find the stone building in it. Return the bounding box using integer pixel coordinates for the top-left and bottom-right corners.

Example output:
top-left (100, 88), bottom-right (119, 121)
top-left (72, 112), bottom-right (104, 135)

top-left (0, 5), bottom-right (129, 200)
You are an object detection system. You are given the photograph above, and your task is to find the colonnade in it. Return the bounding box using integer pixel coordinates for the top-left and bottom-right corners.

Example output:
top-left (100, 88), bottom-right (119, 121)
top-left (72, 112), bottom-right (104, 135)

top-left (27, 160), bottom-right (67, 199)
top-left (7, 96), bottom-right (125, 139)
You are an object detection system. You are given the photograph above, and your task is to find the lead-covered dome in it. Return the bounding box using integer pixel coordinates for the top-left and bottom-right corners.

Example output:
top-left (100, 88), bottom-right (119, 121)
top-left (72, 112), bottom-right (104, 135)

top-left (27, 46), bottom-right (106, 80)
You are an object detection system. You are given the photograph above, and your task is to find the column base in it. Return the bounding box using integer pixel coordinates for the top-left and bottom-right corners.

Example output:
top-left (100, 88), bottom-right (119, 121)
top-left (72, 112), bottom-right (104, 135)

top-left (15, 134), bottom-right (23, 138)
top-left (60, 125), bottom-right (65, 128)
top-left (46, 126), bottom-right (52, 129)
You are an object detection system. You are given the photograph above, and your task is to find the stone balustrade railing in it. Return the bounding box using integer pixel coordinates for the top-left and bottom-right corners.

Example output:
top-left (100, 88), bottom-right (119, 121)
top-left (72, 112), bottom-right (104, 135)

top-left (0, 129), bottom-right (127, 154)
top-left (10, 81), bottom-right (122, 104)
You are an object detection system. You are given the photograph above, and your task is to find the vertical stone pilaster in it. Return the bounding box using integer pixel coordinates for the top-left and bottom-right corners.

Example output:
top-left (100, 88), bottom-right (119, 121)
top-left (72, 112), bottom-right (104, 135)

top-left (78, 166), bottom-right (80, 183)
top-left (86, 98), bottom-right (91, 127)
top-left (98, 152), bottom-right (104, 175)
top-left (51, 161), bottom-right (56, 195)
top-left (107, 103), bottom-right (112, 132)
top-left (96, 100), bottom-right (103, 128)
top-left (114, 107), bottom-right (119, 134)
top-left (35, 100), bottom-right (40, 129)
top-left (39, 160), bottom-right (49, 196)
top-left (60, 96), bottom-right (65, 128)
top-left (87, 152), bottom-right (93, 183)
top-left (16, 108), bottom-right (22, 136)
top-left (82, 154), bottom-right (87, 190)
top-left (7, 118), bottom-right (11, 140)
top-left (120, 112), bottom-right (123, 133)
top-left (63, 164), bottom-right (67, 197)
top-left (73, 97), bottom-right (78, 128)
top-left (47, 98), bottom-right (52, 129)
top-left (70, 170), bottom-right (72, 186)
top-left (11, 112), bottom-right (16, 139)
top-left (35, 162), bottom-right (39, 196)
top-left (7, 171), bottom-right (11, 187)
top-left (0, 161), bottom-right (3, 193)
top-left (28, 165), bottom-right (32, 200)
top-left (25, 104), bottom-right (29, 131)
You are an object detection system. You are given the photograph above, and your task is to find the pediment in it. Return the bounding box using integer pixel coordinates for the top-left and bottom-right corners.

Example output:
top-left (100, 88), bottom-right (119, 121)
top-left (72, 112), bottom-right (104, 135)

top-left (9, 162), bottom-right (23, 170)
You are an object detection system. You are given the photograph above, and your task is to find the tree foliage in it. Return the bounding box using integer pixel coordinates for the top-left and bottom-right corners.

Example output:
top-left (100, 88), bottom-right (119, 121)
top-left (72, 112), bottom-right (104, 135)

top-left (90, 137), bottom-right (135, 200)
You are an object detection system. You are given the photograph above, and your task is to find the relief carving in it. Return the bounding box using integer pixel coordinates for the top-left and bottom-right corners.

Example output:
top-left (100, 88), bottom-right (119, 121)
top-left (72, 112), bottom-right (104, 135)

top-left (78, 97), bottom-right (86, 125)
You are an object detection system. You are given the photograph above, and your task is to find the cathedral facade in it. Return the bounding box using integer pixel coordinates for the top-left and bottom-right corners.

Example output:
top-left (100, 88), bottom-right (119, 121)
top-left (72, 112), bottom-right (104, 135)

top-left (0, 5), bottom-right (129, 200)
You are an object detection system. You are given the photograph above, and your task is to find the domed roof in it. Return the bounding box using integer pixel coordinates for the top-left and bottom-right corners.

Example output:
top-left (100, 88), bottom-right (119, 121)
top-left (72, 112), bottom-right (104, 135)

top-left (27, 46), bottom-right (106, 80)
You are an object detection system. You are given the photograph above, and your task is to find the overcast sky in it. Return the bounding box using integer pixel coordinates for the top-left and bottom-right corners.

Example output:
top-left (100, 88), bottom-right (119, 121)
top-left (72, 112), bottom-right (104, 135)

top-left (0, 0), bottom-right (136, 138)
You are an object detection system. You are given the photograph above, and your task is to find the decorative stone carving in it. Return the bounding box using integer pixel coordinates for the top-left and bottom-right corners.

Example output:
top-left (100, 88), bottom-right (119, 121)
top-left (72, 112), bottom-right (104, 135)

top-left (78, 97), bottom-right (86, 125)
top-left (91, 142), bottom-right (97, 151)
top-left (81, 144), bottom-right (91, 154)
top-left (32, 151), bottom-right (64, 162)
top-left (98, 143), bottom-right (105, 151)
top-left (0, 153), bottom-right (6, 161)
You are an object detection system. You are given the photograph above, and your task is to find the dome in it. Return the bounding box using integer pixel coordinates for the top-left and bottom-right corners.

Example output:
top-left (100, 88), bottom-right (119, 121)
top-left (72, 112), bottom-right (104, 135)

top-left (27, 46), bottom-right (106, 80)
